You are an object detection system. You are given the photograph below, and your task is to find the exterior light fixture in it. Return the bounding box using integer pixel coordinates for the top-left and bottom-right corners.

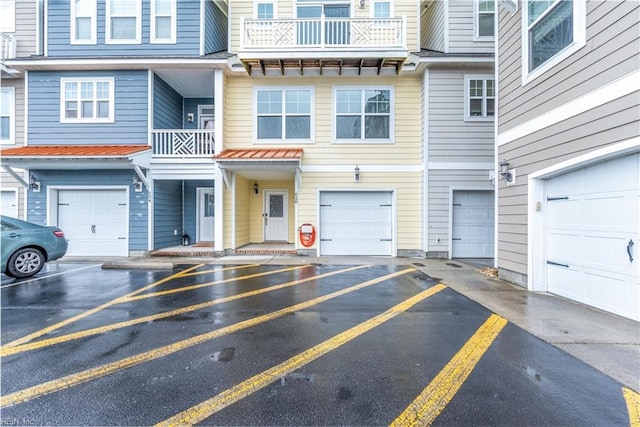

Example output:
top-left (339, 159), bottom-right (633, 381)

top-left (354, 165), bottom-right (360, 183)
top-left (29, 174), bottom-right (41, 192)
top-left (133, 175), bottom-right (143, 192)
top-left (254, 182), bottom-right (259, 195)
top-left (359, 0), bottom-right (365, 8)
top-left (187, 113), bottom-right (194, 123)
top-left (499, 160), bottom-right (514, 184)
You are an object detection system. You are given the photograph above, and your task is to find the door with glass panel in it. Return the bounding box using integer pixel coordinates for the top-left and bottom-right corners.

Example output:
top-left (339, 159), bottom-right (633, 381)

top-left (264, 190), bottom-right (288, 241)
top-left (297, 2), bottom-right (350, 45)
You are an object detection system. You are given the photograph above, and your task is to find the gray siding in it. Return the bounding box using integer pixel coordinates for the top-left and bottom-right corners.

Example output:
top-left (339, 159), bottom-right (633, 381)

top-left (14, 0), bottom-right (38, 57)
top-left (47, 0), bottom-right (201, 57)
top-left (205, 0), bottom-right (228, 54)
top-left (153, 180), bottom-right (182, 248)
top-left (498, 1), bottom-right (640, 133)
top-left (28, 70), bottom-right (148, 145)
top-left (153, 75), bottom-right (183, 129)
top-left (448, 0), bottom-right (494, 54)
top-left (2, 78), bottom-right (25, 146)
top-left (26, 170), bottom-right (149, 251)
top-left (428, 69), bottom-right (494, 164)
top-left (421, 0), bottom-right (445, 52)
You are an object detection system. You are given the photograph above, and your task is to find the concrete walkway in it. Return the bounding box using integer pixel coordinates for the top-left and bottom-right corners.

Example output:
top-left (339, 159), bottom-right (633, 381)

top-left (69, 254), bottom-right (639, 391)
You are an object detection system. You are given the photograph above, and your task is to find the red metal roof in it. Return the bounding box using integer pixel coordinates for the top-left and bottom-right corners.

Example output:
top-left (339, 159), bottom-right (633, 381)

top-left (214, 148), bottom-right (303, 160)
top-left (0, 145), bottom-right (151, 157)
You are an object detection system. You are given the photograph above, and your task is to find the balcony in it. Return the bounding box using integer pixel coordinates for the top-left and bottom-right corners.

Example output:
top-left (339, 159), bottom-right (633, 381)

top-left (238, 16), bottom-right (408, 76)
top-left (152, 130), bottom-right (215, 159)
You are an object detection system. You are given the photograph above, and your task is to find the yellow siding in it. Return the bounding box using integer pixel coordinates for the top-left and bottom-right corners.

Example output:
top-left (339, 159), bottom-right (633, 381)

top-left (234, 175), bottom-right (251, 247)
top-left (224, 75), bottom-right (423, 166)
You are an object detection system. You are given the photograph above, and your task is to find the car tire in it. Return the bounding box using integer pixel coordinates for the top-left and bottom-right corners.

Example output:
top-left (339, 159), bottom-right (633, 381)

top-left (7, 248), bottom-right (45, 278)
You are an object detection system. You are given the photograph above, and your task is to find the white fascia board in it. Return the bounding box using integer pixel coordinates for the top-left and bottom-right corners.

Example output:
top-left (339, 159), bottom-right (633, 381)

top-left (5, 57), bottom-right (230, 71)
top-left (428, 162), bottom-right (494, 170)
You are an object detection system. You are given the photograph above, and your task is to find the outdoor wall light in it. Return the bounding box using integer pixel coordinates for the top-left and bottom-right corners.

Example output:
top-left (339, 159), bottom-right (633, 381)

top-left (253, 182), bottom-right (259, 195)
top-left (354, 165), bottom-right (360, 183)
top-left (133, 176), bottom-right (143, 192)
top-left (187, 113), bottom-right (194, 123)
top-left (29, 174), bottom-right (41, 192)
top-left (499, 160), bottom-right (514, 184)
top-left (359, 0), bottom-right (365, 8)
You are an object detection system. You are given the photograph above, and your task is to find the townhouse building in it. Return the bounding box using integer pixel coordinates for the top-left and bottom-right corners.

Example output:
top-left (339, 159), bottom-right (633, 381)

top-left (495, 0), bottom-right (639, 320)
top-left (1, 0), bottom-right (495, 262)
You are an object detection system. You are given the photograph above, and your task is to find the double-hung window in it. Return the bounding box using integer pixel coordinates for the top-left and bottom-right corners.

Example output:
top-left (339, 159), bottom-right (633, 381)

top-left (372, 0), bottom-right (391, 18)
top-left (151, 0), bottom-right (177, 43)
top-left (106, 0), bottom-right (141, 44)
top-left (465, 77), bottom-right (495, 120)
top-left (256, 1), bottom-right (274, 19)
top-left (0, 0), bottom-right (15, 33)
top-left (71, 0), bottom-right (97, 44)
top-left (334, 88), bottom-right (393, 142)
top-left (255, 88), bottom-right (313, 141)
top-left (475, 0), bottom-right (495, 39)
top-left (524, 0), bottom-right (585, 82)
top-left (1, 87), bottom-right (15, 144)
top-left (61, 78), bottom-right (115, 123)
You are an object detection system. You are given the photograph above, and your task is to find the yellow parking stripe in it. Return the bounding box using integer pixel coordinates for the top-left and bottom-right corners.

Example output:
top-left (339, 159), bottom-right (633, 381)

top-left (624, 387), bottom-right (640, 427)
top-left (156, 283), bottom-right (447, 427)
top-left (121, 265), bottom-right (309, 302)
top-left (1, 265), bottom-right (370, 357)
top-left (1, 268), bottom-right (417, 408)
top-left (176, 264), bottom-right (260, 278)
top-left (390, 314), bottom-right (508, 427)
top-left (2, 263), bottom-right (206, 348)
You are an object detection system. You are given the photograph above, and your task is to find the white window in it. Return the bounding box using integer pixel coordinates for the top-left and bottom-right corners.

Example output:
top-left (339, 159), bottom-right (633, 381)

top-left (334, 87), bottom-right (393, 142)
top-left (256, 1), bottom-right (274, 19)
top-left (255, 88), bottom-right (313, 141)
top-left (465, 76), bottom-right (495, 120)
top-left (523, 0), bottom-right (586, 83)
top-left (0, 0), bottom-right (15, 33)
top-left (151, 0), bottom-right (177, 43)
top-left (372, 0), bottom-right (391, 18)
top-left (106, 0), bottom-right (141, 44)
top-left (60, 78), bottom-right (115, 123)
top-left (475, 0), bottom-right (495, 39)
top-left (71, 0), bottom-right (97, 44)
top-left (1, 87), bottom-right (15, 144)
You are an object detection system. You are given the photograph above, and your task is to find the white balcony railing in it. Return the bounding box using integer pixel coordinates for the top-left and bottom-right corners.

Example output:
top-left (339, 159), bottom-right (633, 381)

top-left (241, 16), bottom-right (406, 51)
top-left (1, 33), bottom-right (16, 60)
top-left (152, 130), bottom-right (215, 158)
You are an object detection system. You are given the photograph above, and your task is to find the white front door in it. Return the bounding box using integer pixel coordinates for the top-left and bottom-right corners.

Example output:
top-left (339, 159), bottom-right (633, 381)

top-left (57, 189), bottom-right (128, 256)
top-left (197, 187), bottom-right (214, 242)
top-left (264, 190), bottom-right (288, 241)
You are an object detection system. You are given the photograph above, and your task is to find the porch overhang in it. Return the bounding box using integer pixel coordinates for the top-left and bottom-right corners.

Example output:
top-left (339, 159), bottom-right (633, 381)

top-left (214, 148), bottom-right (303, 183)
top-left (0, 145), bottom-right (152, 188)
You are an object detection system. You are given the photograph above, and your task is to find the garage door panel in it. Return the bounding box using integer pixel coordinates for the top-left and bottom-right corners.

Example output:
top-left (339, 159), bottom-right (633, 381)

top-left (547, 200), bottom-right (582, 227)
top-left (452, 190), bottom-right (494, 258)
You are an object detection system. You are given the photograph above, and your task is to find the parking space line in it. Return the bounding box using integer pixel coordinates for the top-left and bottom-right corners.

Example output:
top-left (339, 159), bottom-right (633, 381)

top-left (0, 264), bottom-right (104, 289)
top-left (624, 387), bottom-right (640, 427)
top-left (2, 264), bottom-right (206, 348)
top-left (174, 264), bottom-right (260, 278)
top-left (390, 314), bottom-right (508, 427)
top-left (0, 267), bottom-right (418, 408)
top-left (121, 265), bottom-right (309, 302)
top-left (156, 283), bottom-right (447, 427)
top-left (1, 265), bottom-right (370, 357)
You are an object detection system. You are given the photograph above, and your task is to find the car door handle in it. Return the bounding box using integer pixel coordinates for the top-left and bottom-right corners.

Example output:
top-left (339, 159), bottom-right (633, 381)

top-left (8, 233), bottom-right (22, 238)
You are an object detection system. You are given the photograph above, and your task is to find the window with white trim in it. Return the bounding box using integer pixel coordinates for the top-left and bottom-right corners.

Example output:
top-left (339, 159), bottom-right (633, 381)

top-left (256, 1), bottom-right (274, 19)
top-left (334, 87), bottom-right (393, 142)
top-left (151, 0), bottom-right (176, 43)
top-left (255, 88), bottom-right (313, 141)
top-left (465, 77), bottom-right (495, 120)
top-left (106, 0), bottom-right (141, 44)
top-left (60, 78), bottom-right (115, 123)
top-left (372, 0), bottom-right (391, 18)
top-left (1, 87), bottom-right (15, 144)
top-left (71, 0), bottom-right (97, 44)
top-left (475, 0), bottom-right (495, 39)
top-left (524, 0), bottom-right (586, 81)
top-left (0, 0), bottom-right (15, 33)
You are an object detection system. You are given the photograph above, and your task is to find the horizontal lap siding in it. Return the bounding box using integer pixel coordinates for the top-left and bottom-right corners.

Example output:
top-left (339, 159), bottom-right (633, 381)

top-left (234, 174), bottom-right (251, 247)
top-left (15, 0), bottom-right (37, 57)
top-left (448, 0), bottom-right (494, 54)
top-left (205, 1), bottom-right (228, 54)
top-left (229, 1), bottom-right (252, 54)
top-left (154, 180), bottom-right (182, 249)
top-left (28, 71), bottom-right (148, 145)
top-left (498, 1), bottom-right (640, 132)
top-left (154, 76), bottom-right (183, 129)
top-left (421, 0), bottom-right (445, 51)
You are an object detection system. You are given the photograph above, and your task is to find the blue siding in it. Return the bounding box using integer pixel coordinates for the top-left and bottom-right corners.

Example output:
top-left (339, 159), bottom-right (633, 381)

top-left (26, 170), bottom-right (148, 251)
top-left (154, 76), bottom-right (183, 129)
top-left (205, 1), bottom-right (227, 54)
top-left (154, 180), bottom-right (183, 248)
top-left (28, 71), bottom-right (148, 145)
top-left (47, 0), bottom-right (201, 57)
top-left (183, 180), bottom-right (214, 240)
top-left (183, 98), bottom-right (214, 130)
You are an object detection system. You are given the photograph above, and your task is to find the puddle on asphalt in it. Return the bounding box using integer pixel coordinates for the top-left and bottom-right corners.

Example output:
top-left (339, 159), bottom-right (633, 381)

top-left (212, 347), bottom-right (235, 362)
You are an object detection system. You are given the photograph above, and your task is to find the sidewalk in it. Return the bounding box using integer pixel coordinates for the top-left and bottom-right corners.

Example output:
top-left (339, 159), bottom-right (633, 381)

top-left (79, 254), bottom-right (639, 391)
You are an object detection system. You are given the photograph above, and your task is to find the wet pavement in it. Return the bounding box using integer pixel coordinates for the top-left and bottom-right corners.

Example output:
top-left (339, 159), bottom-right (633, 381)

top-left (1, 262), bottom-right (638, 426)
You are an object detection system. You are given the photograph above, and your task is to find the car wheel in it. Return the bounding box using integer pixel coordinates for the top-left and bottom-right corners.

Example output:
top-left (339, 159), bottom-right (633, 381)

top-left (7, 248), bottom-right (45, 278)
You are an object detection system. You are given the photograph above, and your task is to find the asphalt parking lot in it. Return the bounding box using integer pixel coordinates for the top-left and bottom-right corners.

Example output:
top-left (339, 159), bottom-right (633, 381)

top-left (1, 262), bottom-right (638, 426)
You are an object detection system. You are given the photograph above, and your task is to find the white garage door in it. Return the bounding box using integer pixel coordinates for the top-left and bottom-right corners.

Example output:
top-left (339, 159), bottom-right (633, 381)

top-left (452, 190), bottom-right (494, 258)
top-left (1, 191), bottom-right (18, 218)
top-left (546, 153), bottom-right (639, 321)
top-left (320, 191), bottom-right (393, 256)
top-left (58, 190), bottom-right (128, 257)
